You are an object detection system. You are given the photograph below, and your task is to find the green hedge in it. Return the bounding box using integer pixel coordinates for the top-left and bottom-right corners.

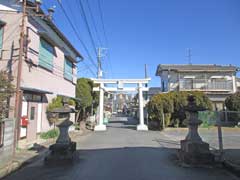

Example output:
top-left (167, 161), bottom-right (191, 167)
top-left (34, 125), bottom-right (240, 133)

top-left (225, 92), bottom-right (240, 122)
top-left (147, 91), bottom-right (212, 130)
top-left (40, 128), bottom-right (59, 139)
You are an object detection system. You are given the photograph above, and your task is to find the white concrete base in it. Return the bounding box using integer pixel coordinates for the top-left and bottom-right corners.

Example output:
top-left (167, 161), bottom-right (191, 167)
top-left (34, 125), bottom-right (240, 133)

top-left (137, 124), bottom-right (148, 131)
top-left (94, 124), bottom-right (107, 131)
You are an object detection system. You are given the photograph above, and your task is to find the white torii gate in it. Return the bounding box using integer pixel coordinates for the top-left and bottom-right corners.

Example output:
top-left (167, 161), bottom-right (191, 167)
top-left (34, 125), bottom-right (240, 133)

top-left (92, 78), bottom-right (151, 131)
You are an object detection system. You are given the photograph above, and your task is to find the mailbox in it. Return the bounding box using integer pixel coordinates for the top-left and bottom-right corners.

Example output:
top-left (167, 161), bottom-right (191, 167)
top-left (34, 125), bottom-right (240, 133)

top-left (21, 116), bottom-right (29, 127)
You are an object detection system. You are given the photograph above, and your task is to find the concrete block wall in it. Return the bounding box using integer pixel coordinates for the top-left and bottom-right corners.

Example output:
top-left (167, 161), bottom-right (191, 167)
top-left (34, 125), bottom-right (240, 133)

top-left (0, 118), bottom-right (15, 169)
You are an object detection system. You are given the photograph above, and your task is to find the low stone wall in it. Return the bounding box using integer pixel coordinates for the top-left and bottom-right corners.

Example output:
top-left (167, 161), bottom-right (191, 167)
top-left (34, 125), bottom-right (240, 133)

top-left (0, 118), bottom-right (15, 169)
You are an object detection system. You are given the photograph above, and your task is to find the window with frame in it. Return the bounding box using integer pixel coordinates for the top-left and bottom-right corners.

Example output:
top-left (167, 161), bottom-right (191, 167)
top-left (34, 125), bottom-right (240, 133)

top-left (64, 57), bottom-right (73, 81)
top-left (39, 39), bottom-right (54, 71)
top-left (30, 107), bottom-right (35, 120)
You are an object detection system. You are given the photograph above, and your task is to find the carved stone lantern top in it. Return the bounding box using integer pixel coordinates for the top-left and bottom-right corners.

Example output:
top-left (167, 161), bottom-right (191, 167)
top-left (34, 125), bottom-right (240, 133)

top-left (184, 95), bottom-right (207, 113)
top-left (49, 97), bottom-right (76, 114)
top-left (48, 97), bottom-right (76, 126)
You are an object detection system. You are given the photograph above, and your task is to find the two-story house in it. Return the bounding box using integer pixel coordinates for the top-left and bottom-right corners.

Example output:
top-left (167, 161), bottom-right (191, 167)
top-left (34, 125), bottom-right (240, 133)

top-left (0, 0), bottom-right (83, 146)
top-left (156, 64), bottom-right (239, 110)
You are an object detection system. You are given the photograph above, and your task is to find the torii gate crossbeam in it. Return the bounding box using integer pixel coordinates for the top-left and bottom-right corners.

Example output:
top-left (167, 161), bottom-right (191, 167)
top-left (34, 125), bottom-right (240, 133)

top-left (92, 78), bottom-right (151, 131)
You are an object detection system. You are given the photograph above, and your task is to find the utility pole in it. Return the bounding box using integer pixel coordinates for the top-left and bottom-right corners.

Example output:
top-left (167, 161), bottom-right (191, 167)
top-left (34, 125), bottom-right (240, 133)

top-left (14, 0), bottom-right (27, 144)
top-left (187, 48), bottom-right (192, 65)
top-left (145, 64), bottom-right (148, 79)
top-left (97, 48), bottom-right (102, 79)
top-left (14, 0), bottom-right (50, 144)
top-left (144, 64), bottom-right (148, 100)
top-left (97, 47), bottom-right (108, 79)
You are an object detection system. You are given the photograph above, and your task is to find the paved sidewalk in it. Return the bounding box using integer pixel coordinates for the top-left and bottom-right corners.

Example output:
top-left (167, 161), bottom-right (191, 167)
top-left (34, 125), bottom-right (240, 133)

top-left (2, 116), bottom-right (238, 180)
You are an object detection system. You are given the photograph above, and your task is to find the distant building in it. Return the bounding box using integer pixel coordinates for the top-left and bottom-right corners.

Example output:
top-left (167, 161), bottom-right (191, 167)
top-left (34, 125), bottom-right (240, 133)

top-left (0, 0), bottom-right (83, 148)
top-left (156, 64), bottom-right (239, 110)
top-left (147, 87), bottom-right (161, 100)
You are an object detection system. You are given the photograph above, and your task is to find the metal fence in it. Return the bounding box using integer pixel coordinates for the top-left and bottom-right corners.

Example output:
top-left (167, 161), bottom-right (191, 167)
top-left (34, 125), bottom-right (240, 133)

top-left (198, 111), bottom-right (240, 162)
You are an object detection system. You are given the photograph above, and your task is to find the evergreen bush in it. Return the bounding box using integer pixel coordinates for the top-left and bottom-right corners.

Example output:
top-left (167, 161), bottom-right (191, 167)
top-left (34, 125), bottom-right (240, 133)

top-left (147, 91), bottom-right (212, 129)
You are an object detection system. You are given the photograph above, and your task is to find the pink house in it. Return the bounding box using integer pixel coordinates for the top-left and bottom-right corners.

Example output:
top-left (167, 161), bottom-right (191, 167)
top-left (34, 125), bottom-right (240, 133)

top-left (0, 0), bottom-right (83, 143)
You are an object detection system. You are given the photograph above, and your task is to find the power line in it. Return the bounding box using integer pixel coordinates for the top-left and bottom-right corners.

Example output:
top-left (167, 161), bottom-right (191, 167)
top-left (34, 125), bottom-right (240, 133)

top-left (187, 48), bottom-right (192, 64)
top-left (82, 61), bottom-right (96, 76)
top-left (77, 0), bottom-right (98, 57)
top-left (97, 0), bottom-right (113, 78)
top-left (98, 0), bottom-right (108, 46)
top-left (56, 0), bottom-right (98, 71)
top-left (57, 0), bottom-right (96, 77)
top-left (85, 0), bottom-right (103, 46)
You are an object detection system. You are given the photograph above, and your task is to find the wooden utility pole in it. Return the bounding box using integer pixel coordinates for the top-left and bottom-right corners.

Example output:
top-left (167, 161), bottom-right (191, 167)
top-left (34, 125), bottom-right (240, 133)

top-left (13, 0), bottom-right (48, 145)
top-left (14, 0), bottom-right (27, 143)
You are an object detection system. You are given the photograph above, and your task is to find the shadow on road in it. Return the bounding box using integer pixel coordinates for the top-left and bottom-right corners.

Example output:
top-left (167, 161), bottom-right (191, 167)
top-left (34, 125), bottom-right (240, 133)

top-left (3, 146), bottom-right (236, 180)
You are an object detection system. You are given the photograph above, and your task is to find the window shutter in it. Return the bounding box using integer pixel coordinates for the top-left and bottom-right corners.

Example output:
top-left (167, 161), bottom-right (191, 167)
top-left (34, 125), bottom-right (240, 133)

top-left (0, 27), bottom-right (3, 50)
top-left (64, 58), bottom-right (73, 81)
top-left (38, 39), bottom-right (54, 71)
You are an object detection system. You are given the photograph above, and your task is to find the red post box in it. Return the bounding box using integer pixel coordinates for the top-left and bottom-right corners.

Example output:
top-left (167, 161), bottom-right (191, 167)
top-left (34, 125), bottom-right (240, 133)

top-left (21, 116), bottom-right (29, 127)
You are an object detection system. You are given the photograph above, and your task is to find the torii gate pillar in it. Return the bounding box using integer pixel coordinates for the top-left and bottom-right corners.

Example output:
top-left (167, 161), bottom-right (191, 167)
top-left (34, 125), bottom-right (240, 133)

top-left (92, 78), bottom-right (151, 131)
top-left (137, 83), bottom-right (148, 131)
top-left (94, 83), bottom-right (107, 131)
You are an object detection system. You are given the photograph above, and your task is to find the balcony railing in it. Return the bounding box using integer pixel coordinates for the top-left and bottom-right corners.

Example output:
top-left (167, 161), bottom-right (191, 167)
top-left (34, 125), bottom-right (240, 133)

top-left (179, 79), bottom-right (233, 91)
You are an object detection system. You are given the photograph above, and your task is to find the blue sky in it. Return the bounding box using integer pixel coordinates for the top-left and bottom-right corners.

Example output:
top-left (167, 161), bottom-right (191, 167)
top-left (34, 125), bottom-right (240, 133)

top-left (43, 0), bottom-right (240, 87)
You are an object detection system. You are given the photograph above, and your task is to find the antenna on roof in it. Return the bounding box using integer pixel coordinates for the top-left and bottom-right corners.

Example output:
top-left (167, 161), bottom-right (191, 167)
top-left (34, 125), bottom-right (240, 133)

top-left (47, 5), bottom-right (56, 20)
top-left (187, 48), bottom-right (192, 65)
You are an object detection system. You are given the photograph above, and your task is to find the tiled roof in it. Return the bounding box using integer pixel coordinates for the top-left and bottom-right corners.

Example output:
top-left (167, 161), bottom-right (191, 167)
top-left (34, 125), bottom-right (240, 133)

top-left (27, 0), bottom-right (83, 59)
top-left (156, 64), bottom-right (239, 75)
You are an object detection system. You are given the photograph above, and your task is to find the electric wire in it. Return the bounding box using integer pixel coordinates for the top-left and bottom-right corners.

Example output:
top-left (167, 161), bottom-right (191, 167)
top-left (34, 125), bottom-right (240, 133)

top-left (85, 0), bottom-right (103, 46)
top-left (56, 0), bottom-right (98, 72)
top-left (77, 0), bottom-right (98, 57)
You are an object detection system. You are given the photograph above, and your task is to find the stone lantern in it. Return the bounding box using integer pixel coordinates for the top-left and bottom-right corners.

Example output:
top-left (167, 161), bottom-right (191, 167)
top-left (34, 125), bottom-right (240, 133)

top-left (45, 98), bottom-right (76, 164)
top-left (179, 95), bottom-right (214, 165)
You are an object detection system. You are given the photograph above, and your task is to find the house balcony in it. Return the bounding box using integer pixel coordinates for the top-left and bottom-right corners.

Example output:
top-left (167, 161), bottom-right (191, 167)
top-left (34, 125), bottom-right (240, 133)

top-left (179, 79), bottom-right (233, 92)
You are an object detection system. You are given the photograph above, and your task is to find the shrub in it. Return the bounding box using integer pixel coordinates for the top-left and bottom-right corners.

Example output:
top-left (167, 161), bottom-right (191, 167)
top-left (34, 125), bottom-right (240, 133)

top-left (47, 96), bottom-right (63, 112)
top-left (0, 71), bottom-right (14, 119)
top-left (225, 92), bottom-right (240, 122)
top-left (68, 99), bottom-right (76, 106)
top-left (47, 96), bottom-right (76, 125)
top-left (47, 96), bottom-right (76, 111)
top-left (147, 91), bottom-right (212, 129)
top-left (225, 92), bottom-right (240, 111)
top-left (40, 128), bottom-right (59, 139)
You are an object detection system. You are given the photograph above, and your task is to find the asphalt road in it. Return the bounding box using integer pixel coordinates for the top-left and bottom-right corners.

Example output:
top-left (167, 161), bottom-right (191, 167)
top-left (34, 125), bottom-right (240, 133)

top-left (3, 115), bottom-right (238, 180)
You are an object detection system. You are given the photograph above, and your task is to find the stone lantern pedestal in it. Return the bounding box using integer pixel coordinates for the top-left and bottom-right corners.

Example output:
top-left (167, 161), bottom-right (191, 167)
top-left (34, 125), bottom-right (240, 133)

top-left (45, 104), bottom-right (76, 164)
top-left (179, 95), bottom-right (214, 165)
